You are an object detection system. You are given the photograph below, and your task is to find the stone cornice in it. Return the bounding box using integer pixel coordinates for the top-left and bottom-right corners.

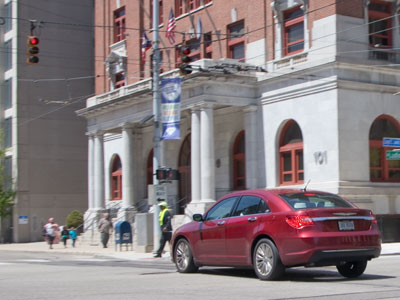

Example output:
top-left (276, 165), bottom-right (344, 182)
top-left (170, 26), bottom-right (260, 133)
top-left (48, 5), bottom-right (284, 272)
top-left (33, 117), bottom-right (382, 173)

top-left (260, 77), bottom-right (338, 105)
top-left (77, 71), bottom-right (257, 119)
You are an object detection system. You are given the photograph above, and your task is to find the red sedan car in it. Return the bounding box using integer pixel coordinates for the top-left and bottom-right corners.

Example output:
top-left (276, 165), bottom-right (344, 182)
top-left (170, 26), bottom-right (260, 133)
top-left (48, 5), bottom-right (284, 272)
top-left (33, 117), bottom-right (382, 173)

top-left (171, 189), bottom-right (381, 280)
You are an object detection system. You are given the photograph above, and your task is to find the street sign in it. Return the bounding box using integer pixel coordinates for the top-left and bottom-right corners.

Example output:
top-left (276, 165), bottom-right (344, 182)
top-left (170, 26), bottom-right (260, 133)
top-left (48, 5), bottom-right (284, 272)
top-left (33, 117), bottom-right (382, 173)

top-left (18, 216), bottom-right (28, 224)
top-left (386, 150), bottom-right (400, 160)
top-left (154, 184), bottom-right (167, 202)
top-left (383, 137), bottom-right (400, 147)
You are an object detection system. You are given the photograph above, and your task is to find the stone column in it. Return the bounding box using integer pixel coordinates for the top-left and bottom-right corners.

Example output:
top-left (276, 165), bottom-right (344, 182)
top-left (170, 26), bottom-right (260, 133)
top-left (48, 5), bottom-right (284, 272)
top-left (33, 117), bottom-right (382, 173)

top-left (118, 124), bottom-right (137, 224)
top-left (184, 104), bottom-right (216, 219)
top-left (84, 134), bottom-right (95, 230)
top-left (200, 105), bottom-right (215, 202)
top-left (88, 134), bottom-right (95, 210)
top-left (191, 108), bottom-right (201, 202)
top-left (94, 132), bottom-right (105, 210)
top-left (244, 106), bottom-right (258, 189)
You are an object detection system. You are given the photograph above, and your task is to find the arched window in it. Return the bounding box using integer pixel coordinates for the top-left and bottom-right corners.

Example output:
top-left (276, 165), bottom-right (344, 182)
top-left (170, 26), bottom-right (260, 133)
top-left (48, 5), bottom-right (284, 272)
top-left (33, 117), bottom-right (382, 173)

top-left (111, 155), bottom-right (122, 200)
top-left (279, 120), bottom-right (304, 185)
top-left (178, 134), bottom-right (191, 214)
top-left (369, 115), bottom-right (400, 182)
top-left (233, 130), bottom-right (246, 190)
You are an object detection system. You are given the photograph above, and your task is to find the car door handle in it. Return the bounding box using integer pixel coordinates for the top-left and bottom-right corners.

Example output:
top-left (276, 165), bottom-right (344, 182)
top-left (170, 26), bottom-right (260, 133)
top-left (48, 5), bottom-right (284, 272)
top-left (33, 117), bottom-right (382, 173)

top-left (217, 221), bottom-right (226, 226)
top-left (248, 217), bottom-right (257, 222)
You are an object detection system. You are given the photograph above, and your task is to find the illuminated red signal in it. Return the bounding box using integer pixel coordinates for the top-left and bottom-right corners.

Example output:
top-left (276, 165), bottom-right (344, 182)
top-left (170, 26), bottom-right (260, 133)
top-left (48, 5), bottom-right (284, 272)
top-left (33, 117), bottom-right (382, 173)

top-left (182, 47), bottom-right (190, 55)
top-left (29, 36), bottom-right (39, 45)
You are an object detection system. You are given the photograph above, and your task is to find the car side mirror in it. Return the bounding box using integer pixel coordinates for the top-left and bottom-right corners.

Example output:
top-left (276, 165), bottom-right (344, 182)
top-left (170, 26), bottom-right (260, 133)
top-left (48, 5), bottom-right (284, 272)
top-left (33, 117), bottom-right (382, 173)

top-left (193, 214), bottom-right (203, 222)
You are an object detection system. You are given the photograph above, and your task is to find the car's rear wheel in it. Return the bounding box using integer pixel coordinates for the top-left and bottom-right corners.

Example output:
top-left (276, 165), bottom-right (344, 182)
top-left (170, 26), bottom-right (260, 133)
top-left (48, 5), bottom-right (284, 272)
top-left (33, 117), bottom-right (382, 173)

top-left (336, 260), bottom-right (367, 278)
top-left (174, 238), bottom-right (198, 273)
top-left (253, 238), bottom-right (285, 280)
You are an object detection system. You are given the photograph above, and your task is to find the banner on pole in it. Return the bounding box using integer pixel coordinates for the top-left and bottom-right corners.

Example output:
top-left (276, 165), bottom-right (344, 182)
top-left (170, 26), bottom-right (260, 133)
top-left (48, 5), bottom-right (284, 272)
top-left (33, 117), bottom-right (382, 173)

top-left (161, 78), bottom-right (181, 140)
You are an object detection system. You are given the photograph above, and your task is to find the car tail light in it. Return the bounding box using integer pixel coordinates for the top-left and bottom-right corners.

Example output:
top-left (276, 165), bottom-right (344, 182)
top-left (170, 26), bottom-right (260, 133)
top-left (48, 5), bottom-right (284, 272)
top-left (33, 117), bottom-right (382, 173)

top-left (285, 215), bottom-right (314, 229)
top-left (369, 211), bottom-right (378, 228)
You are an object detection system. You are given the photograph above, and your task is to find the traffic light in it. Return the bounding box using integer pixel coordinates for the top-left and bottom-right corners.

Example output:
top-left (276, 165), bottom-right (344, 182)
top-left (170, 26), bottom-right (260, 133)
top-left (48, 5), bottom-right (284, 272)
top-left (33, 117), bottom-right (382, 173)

top-left (156, 168), bottom-right (179, 181)
top-left (156, 168), bottom-right (167, 181)
top-left (179, 45), bottom-right (192, 76)
top-left (166, 169), bottom-right (179, 180)
top-left (26, 35), bottom-right (39, 64)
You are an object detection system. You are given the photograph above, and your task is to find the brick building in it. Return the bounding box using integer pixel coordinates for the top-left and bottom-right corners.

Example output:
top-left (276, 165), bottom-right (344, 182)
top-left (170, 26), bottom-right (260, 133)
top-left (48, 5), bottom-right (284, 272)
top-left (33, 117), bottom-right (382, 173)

top-left (78, 0), bottom-right (400, 245)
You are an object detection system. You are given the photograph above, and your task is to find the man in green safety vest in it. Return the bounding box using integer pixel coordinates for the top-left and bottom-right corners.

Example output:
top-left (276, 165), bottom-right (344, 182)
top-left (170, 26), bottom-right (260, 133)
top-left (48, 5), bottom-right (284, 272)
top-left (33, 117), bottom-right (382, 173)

top-left (154, 201), bottom-right (172, 258)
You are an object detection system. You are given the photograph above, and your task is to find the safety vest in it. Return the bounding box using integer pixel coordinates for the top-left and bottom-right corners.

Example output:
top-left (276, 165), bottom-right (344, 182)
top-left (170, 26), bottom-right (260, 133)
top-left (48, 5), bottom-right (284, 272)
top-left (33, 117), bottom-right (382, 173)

top-left (159, 208), bottom-right (169, 226)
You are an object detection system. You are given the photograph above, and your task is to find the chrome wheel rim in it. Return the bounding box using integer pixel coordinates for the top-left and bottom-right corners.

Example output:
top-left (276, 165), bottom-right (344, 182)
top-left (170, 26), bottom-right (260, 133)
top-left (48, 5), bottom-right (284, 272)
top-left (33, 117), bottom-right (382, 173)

top-left (255, 242), bottom-right (274, 276)
top-left (175, 241), bottom-right (189, 271)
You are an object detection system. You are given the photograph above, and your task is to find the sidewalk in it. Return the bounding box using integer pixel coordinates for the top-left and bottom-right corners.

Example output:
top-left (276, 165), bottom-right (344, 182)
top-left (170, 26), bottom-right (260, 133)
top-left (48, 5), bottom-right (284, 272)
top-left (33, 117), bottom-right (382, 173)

top-left (0, 241), bottom-right (399, 261)
top-left (0, 241), bottom-right (171, 261)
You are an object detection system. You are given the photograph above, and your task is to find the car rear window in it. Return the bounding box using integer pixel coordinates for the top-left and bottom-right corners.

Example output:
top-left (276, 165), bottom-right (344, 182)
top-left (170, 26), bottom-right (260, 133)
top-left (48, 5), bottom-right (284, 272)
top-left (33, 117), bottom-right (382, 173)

top-left (279, 192), bottom-right (354, 210)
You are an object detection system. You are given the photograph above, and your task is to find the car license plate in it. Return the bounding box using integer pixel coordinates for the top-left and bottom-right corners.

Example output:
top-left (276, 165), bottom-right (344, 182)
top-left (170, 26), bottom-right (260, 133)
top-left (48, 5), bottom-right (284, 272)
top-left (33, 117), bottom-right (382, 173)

top-left (338, 220), bottom-right (354, 231)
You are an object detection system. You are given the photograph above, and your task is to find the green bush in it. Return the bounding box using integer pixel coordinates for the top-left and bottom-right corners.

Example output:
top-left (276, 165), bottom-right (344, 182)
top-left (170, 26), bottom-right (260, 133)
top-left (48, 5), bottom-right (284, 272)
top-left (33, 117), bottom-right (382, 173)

top-left (66, 210), bottom-right (83, 230)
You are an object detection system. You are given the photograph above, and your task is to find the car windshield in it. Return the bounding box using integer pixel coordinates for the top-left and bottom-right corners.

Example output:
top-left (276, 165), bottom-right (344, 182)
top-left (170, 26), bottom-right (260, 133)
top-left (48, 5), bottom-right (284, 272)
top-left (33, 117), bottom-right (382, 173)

top-left (279, 192), bottom-right (354, 210)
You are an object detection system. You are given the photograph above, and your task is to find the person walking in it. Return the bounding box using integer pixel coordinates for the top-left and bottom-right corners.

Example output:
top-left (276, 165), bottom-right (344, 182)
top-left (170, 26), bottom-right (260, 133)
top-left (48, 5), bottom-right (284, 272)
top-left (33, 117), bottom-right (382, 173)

top-left (44, 218), bottom-right (60, 249)
top-left (98, 213), bottom-right (113, 248)
top-left (61, 226), bottom-right (69, 248)
top-left (69, 227), bottom-right (78, 248)
top-left (154, 201), bottom-right (172, 258)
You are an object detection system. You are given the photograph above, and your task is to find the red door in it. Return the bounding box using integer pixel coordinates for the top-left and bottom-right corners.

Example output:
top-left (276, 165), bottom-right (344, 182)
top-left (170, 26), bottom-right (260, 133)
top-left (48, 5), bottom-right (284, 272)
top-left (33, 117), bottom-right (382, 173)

top-left (195, 196), bottom-right (238, 264)
top-left (225, 195), bottom-right (269, 264)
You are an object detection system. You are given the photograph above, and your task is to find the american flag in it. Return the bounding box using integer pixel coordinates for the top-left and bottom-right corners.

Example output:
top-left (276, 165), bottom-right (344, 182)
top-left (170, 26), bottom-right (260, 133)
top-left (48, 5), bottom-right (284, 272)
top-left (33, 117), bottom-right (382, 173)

top-left (141, 32), bottom-right (152, 63)
top-left (166, 9), bottom-right (176, 44)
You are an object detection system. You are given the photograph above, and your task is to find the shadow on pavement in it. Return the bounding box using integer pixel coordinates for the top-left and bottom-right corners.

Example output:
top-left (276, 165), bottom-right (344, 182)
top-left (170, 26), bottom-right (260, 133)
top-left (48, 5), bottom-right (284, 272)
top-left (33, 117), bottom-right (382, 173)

top-left (197, 266), bottom-right (395, 282)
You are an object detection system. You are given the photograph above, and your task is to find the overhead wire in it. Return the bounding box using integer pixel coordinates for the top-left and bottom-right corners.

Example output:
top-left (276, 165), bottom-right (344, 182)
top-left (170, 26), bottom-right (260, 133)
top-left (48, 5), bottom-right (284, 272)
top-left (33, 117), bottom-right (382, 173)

top-left (3, 0), bottom-right (400, 125)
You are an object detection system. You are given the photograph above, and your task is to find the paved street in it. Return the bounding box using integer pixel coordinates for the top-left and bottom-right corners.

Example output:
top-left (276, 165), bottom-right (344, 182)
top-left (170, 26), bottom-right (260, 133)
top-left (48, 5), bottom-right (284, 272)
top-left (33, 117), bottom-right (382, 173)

top-left (0, 245), bottom-right (399, 300)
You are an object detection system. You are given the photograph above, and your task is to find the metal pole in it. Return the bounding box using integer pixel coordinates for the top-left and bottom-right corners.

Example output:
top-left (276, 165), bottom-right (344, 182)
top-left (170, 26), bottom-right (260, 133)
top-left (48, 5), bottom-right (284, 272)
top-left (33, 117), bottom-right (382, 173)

top-left (152, 0), bottom-right (161, 253)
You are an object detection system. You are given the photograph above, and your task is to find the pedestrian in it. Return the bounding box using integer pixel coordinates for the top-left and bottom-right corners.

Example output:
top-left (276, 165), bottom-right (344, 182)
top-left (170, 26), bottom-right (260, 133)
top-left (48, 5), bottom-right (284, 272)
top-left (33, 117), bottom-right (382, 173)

top-left (154, 201), bottom-right (172, 258)
top-left (69, 227), bottom-right (78, 248)
top-left (98, 213), bottom-right (113, 248)
top-left (61, 226), bottom-right (69, 248)
top-left (44, 218), bottom-right (60, 249)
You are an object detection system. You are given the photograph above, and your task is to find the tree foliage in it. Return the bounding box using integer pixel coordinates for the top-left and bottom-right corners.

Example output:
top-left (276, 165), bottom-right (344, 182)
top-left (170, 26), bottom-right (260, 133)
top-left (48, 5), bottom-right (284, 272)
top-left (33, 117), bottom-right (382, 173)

top-left (0, 187), bottom-right (15, 219)
top-left (66, 210), bottom-right (84, 229)
top-left (0, 130), bottom-right (16, 242)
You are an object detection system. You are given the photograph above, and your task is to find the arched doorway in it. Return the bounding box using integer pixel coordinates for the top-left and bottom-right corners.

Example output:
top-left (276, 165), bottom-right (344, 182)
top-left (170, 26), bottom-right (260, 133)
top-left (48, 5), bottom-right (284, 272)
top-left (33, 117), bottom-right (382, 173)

top-left (111, 155), bottom-right (122, 200)
top-left (279, 120), bottom-right (304, 185)
top-left (233, 130), bottom-right (246, 190)
top-left (178, 134), bottom-right (191, 214)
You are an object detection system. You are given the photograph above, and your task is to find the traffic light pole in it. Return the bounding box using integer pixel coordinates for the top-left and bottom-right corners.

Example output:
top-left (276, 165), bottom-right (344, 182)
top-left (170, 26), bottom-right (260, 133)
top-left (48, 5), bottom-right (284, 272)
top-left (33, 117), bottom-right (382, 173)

top-left (152, 0), bottom-right (162, 253)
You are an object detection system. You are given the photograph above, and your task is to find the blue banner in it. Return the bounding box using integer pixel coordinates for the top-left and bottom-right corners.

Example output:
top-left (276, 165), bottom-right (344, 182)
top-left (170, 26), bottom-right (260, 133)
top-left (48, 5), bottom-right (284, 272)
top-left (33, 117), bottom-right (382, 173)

top-left (161, 78), bottom-right (181, 140)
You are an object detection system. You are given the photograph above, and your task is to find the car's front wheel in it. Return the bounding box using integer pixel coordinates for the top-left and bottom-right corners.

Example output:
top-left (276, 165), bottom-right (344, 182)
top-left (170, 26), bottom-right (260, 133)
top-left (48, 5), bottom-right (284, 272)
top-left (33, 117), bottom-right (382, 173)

top-left (253, 238), bottom-right (285, 280)
top-left (174, 238), bottom-right (198, 273)
top-left (336, 260), bottom-right (367, 278)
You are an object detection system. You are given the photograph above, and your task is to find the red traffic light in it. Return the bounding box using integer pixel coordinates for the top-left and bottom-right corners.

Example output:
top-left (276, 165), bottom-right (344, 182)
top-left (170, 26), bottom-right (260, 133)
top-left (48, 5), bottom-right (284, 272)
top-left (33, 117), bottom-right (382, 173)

top-left (28, 36), bottom-right (39, 46)
top-left (182, 47), bottom-right (190, 55)
top-left (26, 35), bottom-right (40, 64)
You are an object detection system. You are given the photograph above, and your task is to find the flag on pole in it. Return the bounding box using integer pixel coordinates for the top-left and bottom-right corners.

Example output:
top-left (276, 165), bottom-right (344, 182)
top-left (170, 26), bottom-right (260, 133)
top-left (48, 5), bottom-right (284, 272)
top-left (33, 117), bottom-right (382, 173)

top-left (166, 8), bottom-right (176, 44)
top-left (141, 32), bottom-right (152, 63)
top-left (196, 16), bottom-right (202, 40)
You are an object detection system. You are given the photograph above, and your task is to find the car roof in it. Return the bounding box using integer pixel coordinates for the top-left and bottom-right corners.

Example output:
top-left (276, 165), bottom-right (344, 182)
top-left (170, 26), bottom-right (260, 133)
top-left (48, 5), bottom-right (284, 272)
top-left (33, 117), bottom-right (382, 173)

top-left (220, 188), bottom-right (329, 199)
